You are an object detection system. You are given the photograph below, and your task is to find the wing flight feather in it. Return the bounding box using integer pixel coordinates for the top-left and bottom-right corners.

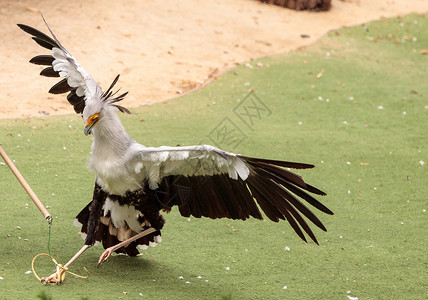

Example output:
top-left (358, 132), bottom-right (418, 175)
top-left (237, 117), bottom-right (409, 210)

top-left (18, 22), bottom-right (101, 113)
top-left (132, 144), bottom-right (332, 243)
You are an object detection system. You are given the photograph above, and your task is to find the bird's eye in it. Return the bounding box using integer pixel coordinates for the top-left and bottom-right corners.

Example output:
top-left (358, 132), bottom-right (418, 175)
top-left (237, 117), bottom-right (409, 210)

top-left (90, 113), bottom-right (100, 122)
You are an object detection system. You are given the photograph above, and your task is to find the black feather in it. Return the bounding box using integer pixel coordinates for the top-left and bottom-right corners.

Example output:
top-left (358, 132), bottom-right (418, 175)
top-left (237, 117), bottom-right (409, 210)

top-left (262, 176), bottom-right (321, 243)
top-left (113, 105), bottom-right (131, 114)
top-left (40, 67), bottom-right (60, 77)
top-left (49, 78), bottom-right (73, 94)
top-left (253, 161), bottom-right (307, 188)
top-left (250, 171), bottom-right (314, 242)
top-left (275, 193), bottom-right (318, 244)
top-left (304, 184), bottom-right (327, 196)
top-left (240, 155), bottom-right (315, 169)
top-left (100, 75), bottom-right (130, 113)
top-left (67, 90), bottom-right (85, 109)
top-left (216, 175), bottom-right (244, 219)
top-left (276, 184), bottom-right (327, 231)
top-left (232, 178), bottom-right (263, 220)
top-left (279, 180), bottom-right (333, 215)
top-left (32, 37), bottom-right (55, 50)
top-left (102, 75), bottom-right (120, 99)
top-left (73, 100), bottom-right (86, 114)
top-left (249, 160), bottom-right (327, 197)
top-left (30, 55), bottom-right (54, 66)
top-left (17, 24), bottom-right (59, 49)
top-left (109, 91), bottom-right (129, 104)
top-left (249, 159), bottom-right (332, 214)
top-left (246, 175), bottom-right (284, 222)
top-left (177, 176), bottom-right (202, 218)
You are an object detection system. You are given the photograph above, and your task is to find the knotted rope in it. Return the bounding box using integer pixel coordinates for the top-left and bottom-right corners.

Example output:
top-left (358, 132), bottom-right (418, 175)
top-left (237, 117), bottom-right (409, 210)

top-left (31, 253), bottom-right (89, 285)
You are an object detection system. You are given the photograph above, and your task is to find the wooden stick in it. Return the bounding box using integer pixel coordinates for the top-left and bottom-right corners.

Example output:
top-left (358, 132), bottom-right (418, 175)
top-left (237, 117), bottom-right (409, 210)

top-left (64, 245), bottom-right (90, 268)
top-left (0, 145), bottom-right (52, 222)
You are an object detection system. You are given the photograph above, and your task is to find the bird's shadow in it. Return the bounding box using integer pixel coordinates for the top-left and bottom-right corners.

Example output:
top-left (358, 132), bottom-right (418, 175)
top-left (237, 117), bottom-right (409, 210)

top-left (75, 250), bottom-right (221, 295)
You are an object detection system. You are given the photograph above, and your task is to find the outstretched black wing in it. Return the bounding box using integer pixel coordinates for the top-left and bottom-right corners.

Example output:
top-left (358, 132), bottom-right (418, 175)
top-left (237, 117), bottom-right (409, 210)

top-left (134, 144), bottom-right (333, 244)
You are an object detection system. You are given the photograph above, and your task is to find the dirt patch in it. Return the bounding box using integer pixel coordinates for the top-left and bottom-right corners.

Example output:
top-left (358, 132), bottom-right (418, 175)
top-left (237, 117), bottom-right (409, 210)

top-left (1, 0), bottom-right (427, 119)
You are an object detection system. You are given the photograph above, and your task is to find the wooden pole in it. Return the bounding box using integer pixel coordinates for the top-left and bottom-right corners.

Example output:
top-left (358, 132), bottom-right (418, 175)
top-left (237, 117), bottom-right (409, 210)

top-left (0, 145), bottom-right (52, 223)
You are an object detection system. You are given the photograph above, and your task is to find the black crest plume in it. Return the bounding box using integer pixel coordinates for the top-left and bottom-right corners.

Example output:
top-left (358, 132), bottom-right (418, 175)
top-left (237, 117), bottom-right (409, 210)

top-left (102, 75), bottom-right (131, 114)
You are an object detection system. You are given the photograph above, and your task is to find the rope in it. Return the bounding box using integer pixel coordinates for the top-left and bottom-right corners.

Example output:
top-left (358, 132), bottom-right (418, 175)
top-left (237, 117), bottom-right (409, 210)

top-left (31, 219), bottom-right (89, 285)
top-left (31, 253), bottom-right (89, 285)
top-left (47, 218), bottom-right (52, 257)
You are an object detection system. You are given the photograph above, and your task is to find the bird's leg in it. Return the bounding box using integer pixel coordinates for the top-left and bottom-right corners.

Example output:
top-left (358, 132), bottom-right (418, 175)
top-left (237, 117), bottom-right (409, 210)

top-left (84, 182), bottom-right (108, 245)
top-left (98, 191), bottom-right (165, 267)
top-left (97, 227), bottom-right (157, 267)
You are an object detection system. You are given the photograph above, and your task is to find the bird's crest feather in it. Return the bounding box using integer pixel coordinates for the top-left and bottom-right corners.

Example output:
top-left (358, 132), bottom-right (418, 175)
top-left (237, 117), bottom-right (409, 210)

top-left (101, 74), bottom-right (130, 114)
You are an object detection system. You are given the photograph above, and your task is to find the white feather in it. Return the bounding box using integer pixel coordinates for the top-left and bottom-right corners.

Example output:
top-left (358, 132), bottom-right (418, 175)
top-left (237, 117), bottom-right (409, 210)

top-left (102, 197), bottom-right (143, 233)
top-left (148, 163), bottom-right (161, 189)
top-left (50, 46), bottom-right (102, 103)
top-left (232, 157), bottom-right (250, 180)
top-left (134, 162), bottom-right (144, 174)
top-left (79, 232), bottom-right (87, 241)
top-left (52, 61), bottom-right (67, 72)
top-left (131, 145), bottom-right (248, 188)
top-left (138, 244), bottom-right (149, 250)
top-left (163, 160), bottom-right (182, 174)
top-left (76, 86), bottom-right (85, 97)
top-left (73, 219), bottom-right (82, 227)
top-left (227, 166), bottom-right (238, 180)
top-left (67, 76), bottom-right (82, 87)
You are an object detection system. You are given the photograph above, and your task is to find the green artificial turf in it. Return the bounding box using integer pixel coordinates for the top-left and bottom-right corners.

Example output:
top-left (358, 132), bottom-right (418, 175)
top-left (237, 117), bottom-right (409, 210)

top-left (1, 13), bottom-right (427, 299)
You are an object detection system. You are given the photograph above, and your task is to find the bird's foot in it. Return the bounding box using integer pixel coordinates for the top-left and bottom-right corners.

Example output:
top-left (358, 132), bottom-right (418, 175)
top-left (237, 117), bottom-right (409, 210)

top-left (97, 248), bottom-right (113, 267)
top-left (41, 273), bottom-right (58, 285)
top-left (96, 228), bottom-right (157, 268)
top-left (40, 266), bottom-right (67, 285)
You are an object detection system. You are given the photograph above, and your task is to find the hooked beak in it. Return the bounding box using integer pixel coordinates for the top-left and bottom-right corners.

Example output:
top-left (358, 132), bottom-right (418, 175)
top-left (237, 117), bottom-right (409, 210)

top-left (84, 124), bottom-right (94, 136)
top-left (84, 114), bottom-right (100, 136)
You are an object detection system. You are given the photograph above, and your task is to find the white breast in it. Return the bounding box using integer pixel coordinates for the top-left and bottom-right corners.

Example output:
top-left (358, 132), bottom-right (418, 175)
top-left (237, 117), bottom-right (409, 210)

top-left (88, 149), bottom-right (143, 195)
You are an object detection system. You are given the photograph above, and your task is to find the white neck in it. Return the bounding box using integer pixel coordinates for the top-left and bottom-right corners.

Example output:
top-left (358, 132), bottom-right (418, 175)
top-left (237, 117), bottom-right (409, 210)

top-left (93, 108), bottom-right (132, 153)
top-left (88, 108), bottom-right (134, 173)
top-left (87, 107), bottom-right (143, 195)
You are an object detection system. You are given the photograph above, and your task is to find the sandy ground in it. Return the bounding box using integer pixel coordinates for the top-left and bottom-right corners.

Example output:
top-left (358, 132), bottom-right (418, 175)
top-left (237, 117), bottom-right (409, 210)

top-left (1, 0), bottom-right (427, 119)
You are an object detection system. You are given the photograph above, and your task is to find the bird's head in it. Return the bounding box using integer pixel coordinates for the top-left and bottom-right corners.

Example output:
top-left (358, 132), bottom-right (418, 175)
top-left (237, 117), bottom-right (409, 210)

top-left (82, 100), bottom-right (104, 136)
top-left (82, 75), bottom-right (130, 136)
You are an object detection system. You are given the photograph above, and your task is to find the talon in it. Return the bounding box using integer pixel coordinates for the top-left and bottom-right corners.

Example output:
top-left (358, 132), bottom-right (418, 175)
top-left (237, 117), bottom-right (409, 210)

top-left (97, 248), bottom-right (113, 267)
top-left (41, 273), bottom-right (60, 285)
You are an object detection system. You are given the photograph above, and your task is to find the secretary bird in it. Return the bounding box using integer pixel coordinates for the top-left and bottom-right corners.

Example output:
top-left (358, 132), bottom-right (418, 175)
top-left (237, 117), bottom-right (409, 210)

top-left (18, 20), bottom-right (333, 284)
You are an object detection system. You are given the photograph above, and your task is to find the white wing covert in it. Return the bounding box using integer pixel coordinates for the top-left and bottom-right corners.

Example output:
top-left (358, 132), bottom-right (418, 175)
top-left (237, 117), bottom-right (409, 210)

top-left (133, 145), bottom-right (250, 189)
top-left (50, 46), bottom-right (101, 99)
